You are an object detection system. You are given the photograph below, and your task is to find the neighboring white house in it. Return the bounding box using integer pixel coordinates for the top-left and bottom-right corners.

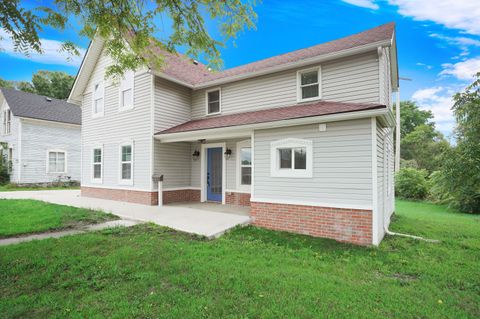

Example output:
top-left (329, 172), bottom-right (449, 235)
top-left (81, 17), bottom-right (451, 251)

top-left (0, 88), bottom-right (81, 184)
top-left (68, 23), bottom-right (397, 245)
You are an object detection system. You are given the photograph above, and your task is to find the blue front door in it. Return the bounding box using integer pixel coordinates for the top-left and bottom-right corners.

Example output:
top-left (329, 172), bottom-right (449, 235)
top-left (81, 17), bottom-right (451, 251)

top-left (207, 147), bottom-right (222, 202)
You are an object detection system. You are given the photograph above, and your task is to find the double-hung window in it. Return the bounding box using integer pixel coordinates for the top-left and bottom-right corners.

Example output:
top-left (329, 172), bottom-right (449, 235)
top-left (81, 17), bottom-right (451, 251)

top-left (92, 147), bottom-right (103, 182)
top-left (92, 81), bottom-right (104, 117)
top-left (297, 67), bottom-right (321, 102)
top-left (119, 70), bottom-right (134, 111)
top-left (206, 88), bottom-right (221, 115)
top-left (237, 140), bottom-right (252, 190)
top-left (3, 109), bottom-right (11, 134)
top-left (119, 143), bottom-right (133, 184)
top-left (47, 150), bottom-right (66, 173)
top-left (271, 138), bottom-right (313, 178)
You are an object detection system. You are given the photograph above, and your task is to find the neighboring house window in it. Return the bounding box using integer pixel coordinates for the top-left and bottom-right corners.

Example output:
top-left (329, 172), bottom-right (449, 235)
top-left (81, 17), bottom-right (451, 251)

top-left (47, 150), bottom-right (66, 173)
top-left (297, 67), bottom-right (321, 102)
top-left (206, 88), bottom-right (221, 115)
top-left (270, 138), bottom-right (313, 178)
top-left (92, 81), bottom-right (104, 117)
top-left (237, 140), bottom-right (252, 191)
top-left (92, 147), bottom-right (103, 182)
top-left (3, 109), bottom-right (11, 134)
top-left (119, 143), bottom-right (133, 184)
top-left (119, 70), bottom-right (134, 111)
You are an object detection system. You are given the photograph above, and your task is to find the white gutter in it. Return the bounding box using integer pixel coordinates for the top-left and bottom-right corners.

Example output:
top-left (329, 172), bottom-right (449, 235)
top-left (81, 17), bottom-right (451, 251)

top-left (155, 107), bottom-right (390, 143)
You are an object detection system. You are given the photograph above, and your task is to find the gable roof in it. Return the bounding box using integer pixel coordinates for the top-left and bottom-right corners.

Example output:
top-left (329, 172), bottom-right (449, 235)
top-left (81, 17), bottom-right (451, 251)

top-left (69, 23), bottom-right (397, 102)
top-left (1, 88), bottom-right (81, 125)
top-left (156, 100), bottom-right (386, 135)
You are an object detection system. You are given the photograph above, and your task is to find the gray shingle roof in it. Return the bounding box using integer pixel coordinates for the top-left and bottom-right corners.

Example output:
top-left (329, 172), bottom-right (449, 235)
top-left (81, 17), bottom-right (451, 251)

top-left (0, 88), bottom-right (81, 125)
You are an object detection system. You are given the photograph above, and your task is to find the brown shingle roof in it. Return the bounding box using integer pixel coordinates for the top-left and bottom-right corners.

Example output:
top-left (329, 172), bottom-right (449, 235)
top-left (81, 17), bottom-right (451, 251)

top-left (153, 22), bottom-right (395, 86)
top-left (156, 101), bottom-right (385, 135)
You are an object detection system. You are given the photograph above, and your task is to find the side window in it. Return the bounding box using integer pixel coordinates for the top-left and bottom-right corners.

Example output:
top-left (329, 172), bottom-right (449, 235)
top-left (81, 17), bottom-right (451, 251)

top-left (119, 143), bottom-right (133, 185)
top-left (237, 140), bottom-right (252, 191)
top-left (92, 81), bottom-right (104, 117)
top-left (119, 70), bottom-right (134, 111)
top-left (206, 89), bottom-right (221, 115)
top-left (297, 67), bottom-right (321, 102)
top-left (3, 109), bottom-right (11, 134)
top-left (47, 151), bottom-right (66, 173)
top-left (270, 138), bottom-right (313, 178)
top-left (92, 147), bottom-right (103, 182)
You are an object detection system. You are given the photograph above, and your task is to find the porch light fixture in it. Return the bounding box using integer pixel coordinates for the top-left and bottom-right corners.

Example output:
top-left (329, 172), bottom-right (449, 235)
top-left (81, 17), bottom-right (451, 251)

top-left (192, 150), bottom-right (200, 161)
top-left (224, 148), bottom-right (232, 160)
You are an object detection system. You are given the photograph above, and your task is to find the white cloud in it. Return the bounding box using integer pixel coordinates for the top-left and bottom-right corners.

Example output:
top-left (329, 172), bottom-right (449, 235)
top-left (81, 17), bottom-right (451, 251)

top-left (388, 0), bottom-right (480, 35)
top-left (416, 62), bottom-right (432, 70)
top-left (440, 57), bottom-right (480, 81)
top-left (412, 86), bottom-right (456, 135)
top-left (341, 0), bottom-right (379, 10)
top-left (0, 29), bottom-right (85, 67)
top-left (430, 33), bottom-right (480, 56)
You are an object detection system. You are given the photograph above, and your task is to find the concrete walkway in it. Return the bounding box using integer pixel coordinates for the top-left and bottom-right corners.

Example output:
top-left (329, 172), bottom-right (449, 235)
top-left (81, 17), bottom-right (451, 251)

top-left (0, 220), bottom-right (140, 246)
top-left (0, 190), bottom-right (251, 238)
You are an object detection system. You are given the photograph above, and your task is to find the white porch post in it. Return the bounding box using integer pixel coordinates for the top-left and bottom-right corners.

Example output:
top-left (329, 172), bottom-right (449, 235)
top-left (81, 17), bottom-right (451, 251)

top-left (395, 89), bottom-right (401, 172)
top-left (158, 179), bottom-right (163, 207)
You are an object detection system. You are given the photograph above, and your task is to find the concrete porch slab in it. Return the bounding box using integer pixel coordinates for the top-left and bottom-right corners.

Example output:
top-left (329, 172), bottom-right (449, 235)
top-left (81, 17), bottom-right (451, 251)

top-left (0, 190), bottom-right (251, 238)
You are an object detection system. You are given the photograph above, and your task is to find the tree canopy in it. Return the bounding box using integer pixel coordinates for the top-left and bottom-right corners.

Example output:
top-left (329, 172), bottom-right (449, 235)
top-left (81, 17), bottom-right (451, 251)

top-left (394, 100), bottom-right (434, 138)
top-left (0, 71), bottom-right (75, 100)
top-left (1, 0), bottom-right (257, 79)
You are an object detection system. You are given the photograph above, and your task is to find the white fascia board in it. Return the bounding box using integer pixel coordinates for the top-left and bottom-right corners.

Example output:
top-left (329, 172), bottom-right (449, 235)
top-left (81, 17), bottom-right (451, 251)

top-left (155, 108), bottom-right (389, 143)
top-left (18, 117), bottom-right (81, 128)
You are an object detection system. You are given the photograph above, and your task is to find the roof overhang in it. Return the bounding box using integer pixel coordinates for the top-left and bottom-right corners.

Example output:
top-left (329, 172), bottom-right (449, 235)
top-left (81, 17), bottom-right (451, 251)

top-left (155, 107), bottom-right (394, 143)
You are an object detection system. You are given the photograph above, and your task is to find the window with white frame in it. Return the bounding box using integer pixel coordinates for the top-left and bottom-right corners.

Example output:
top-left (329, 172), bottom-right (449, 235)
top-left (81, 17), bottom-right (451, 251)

top-left (47, 151), bottom-right (66, 173)
top-left (92, 81), bottom-right (104, 116)
top-left (119, 143), bottom-right (133, 183)
top-left (206, 89), bottom-right (221, 115)
top-left (119, 70), bottom-right (134, 111)
top-left (270, 138), bottom-right (313, 178)
top-left (3, 109), bottom-right (11, 134)
top-left (92, 147), bottom-right (103, 182)
top-left (297, 67), bottom-right (321, 102)
top-left (237, 140), bottom-right (252, 190)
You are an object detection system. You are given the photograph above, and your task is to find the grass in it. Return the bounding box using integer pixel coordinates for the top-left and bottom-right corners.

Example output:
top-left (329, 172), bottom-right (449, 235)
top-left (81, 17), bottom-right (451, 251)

top-left (0, 199), bottom-right (118, 238)
top-left (0, 200), bottom-right (479, 318)
top-left (0, 184), bottom-right (80, 192)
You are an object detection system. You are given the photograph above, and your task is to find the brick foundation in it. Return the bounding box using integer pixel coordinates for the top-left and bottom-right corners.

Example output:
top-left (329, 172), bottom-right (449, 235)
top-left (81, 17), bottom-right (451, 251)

top-left (225, 192), bottom-right (251, 206)
top-left (250, 201), bottom-right (373, 245)
top-left (162, 189), bottom-right (200, 205)
top-left (81, 187), bottom-right (201, 206)
top-left (81, 187), bottom-right (157, 205)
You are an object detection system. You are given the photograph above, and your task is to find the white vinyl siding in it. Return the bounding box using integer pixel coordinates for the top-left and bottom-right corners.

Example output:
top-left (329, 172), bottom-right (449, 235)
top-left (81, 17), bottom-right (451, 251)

top-left (19, 120), bottom-right (81, 183)
top-left (191, 51), bottom-right (380, 118)
top-left (253, 119), bottom-right (373, 208)
top-left (81, 50), bottom-right (152, 190)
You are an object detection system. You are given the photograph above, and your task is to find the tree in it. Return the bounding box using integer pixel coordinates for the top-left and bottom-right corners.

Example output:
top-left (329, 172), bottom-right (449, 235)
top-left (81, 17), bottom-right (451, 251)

top-left (31, 71), bottom-right (75, 99)
top-left (394, 101), bottom-right (434, 138)
top-left (436, 73), bottom-right (480, 213)
top-left (0, 0), bottom-right (257, 79)
top-left (0, 77), bottom-right (14, 89)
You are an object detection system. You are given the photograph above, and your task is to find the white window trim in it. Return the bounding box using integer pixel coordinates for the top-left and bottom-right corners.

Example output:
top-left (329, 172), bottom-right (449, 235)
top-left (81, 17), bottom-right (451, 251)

top-left (296, 66), bottom-right (322, 103)
top-left (236, 139), bottom-right (252, 193)
top-left (118, 141), bottom-right (134, 185)
top-left (205, 87), bottom-right (222, 116)
top-left (46, 149), bottom-right (67, 174)
top-left (92, 81), bottom-right (105, 118)
top-left (118, 70), bottom-right (135, 112)
top-left (91, 144), bottom-right (103, 184)
top-left (3, 107), bottom-right (11, 135)
top-left (270, 138), bottom-right (313, 178)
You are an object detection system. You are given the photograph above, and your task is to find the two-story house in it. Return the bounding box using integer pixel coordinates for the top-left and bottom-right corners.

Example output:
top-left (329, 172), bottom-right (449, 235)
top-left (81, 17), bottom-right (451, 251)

top-left (68, 23), bottom-right (397, 245)
top-left (0, 88), bottom-right (81, 185)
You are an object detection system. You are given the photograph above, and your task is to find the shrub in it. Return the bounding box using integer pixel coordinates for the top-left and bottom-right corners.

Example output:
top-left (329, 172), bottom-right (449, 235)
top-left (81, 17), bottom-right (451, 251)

top-left (395, 168), bottom-right (429, 200)
top-left (0, 156), bottom-right (9, 186)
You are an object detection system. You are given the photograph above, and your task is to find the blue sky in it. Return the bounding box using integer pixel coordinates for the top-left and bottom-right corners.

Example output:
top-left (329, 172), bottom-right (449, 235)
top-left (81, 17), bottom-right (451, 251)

top-left (1, 0), bottom-right (479, 138)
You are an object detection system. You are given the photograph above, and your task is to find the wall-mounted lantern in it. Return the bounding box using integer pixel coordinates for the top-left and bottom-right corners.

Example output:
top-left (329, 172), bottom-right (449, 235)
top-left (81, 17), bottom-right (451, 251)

top-left (224, 148), bottom-right (232, 160)
top-left (192, 150), bottom-right (200, 161)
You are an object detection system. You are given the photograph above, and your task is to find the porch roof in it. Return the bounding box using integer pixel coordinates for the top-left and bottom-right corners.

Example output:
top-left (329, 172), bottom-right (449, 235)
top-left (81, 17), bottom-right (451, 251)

top-left (155, 100), bottom-right (386, 139)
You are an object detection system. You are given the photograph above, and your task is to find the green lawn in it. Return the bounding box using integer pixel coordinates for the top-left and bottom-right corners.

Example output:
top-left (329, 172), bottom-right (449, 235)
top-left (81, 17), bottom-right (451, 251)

top-left (0, 184), bottom-right (80, 192)
top-left (0, 200), bottom-right (478, 318)
top-left (0, 199), bottom-right (118, 238)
